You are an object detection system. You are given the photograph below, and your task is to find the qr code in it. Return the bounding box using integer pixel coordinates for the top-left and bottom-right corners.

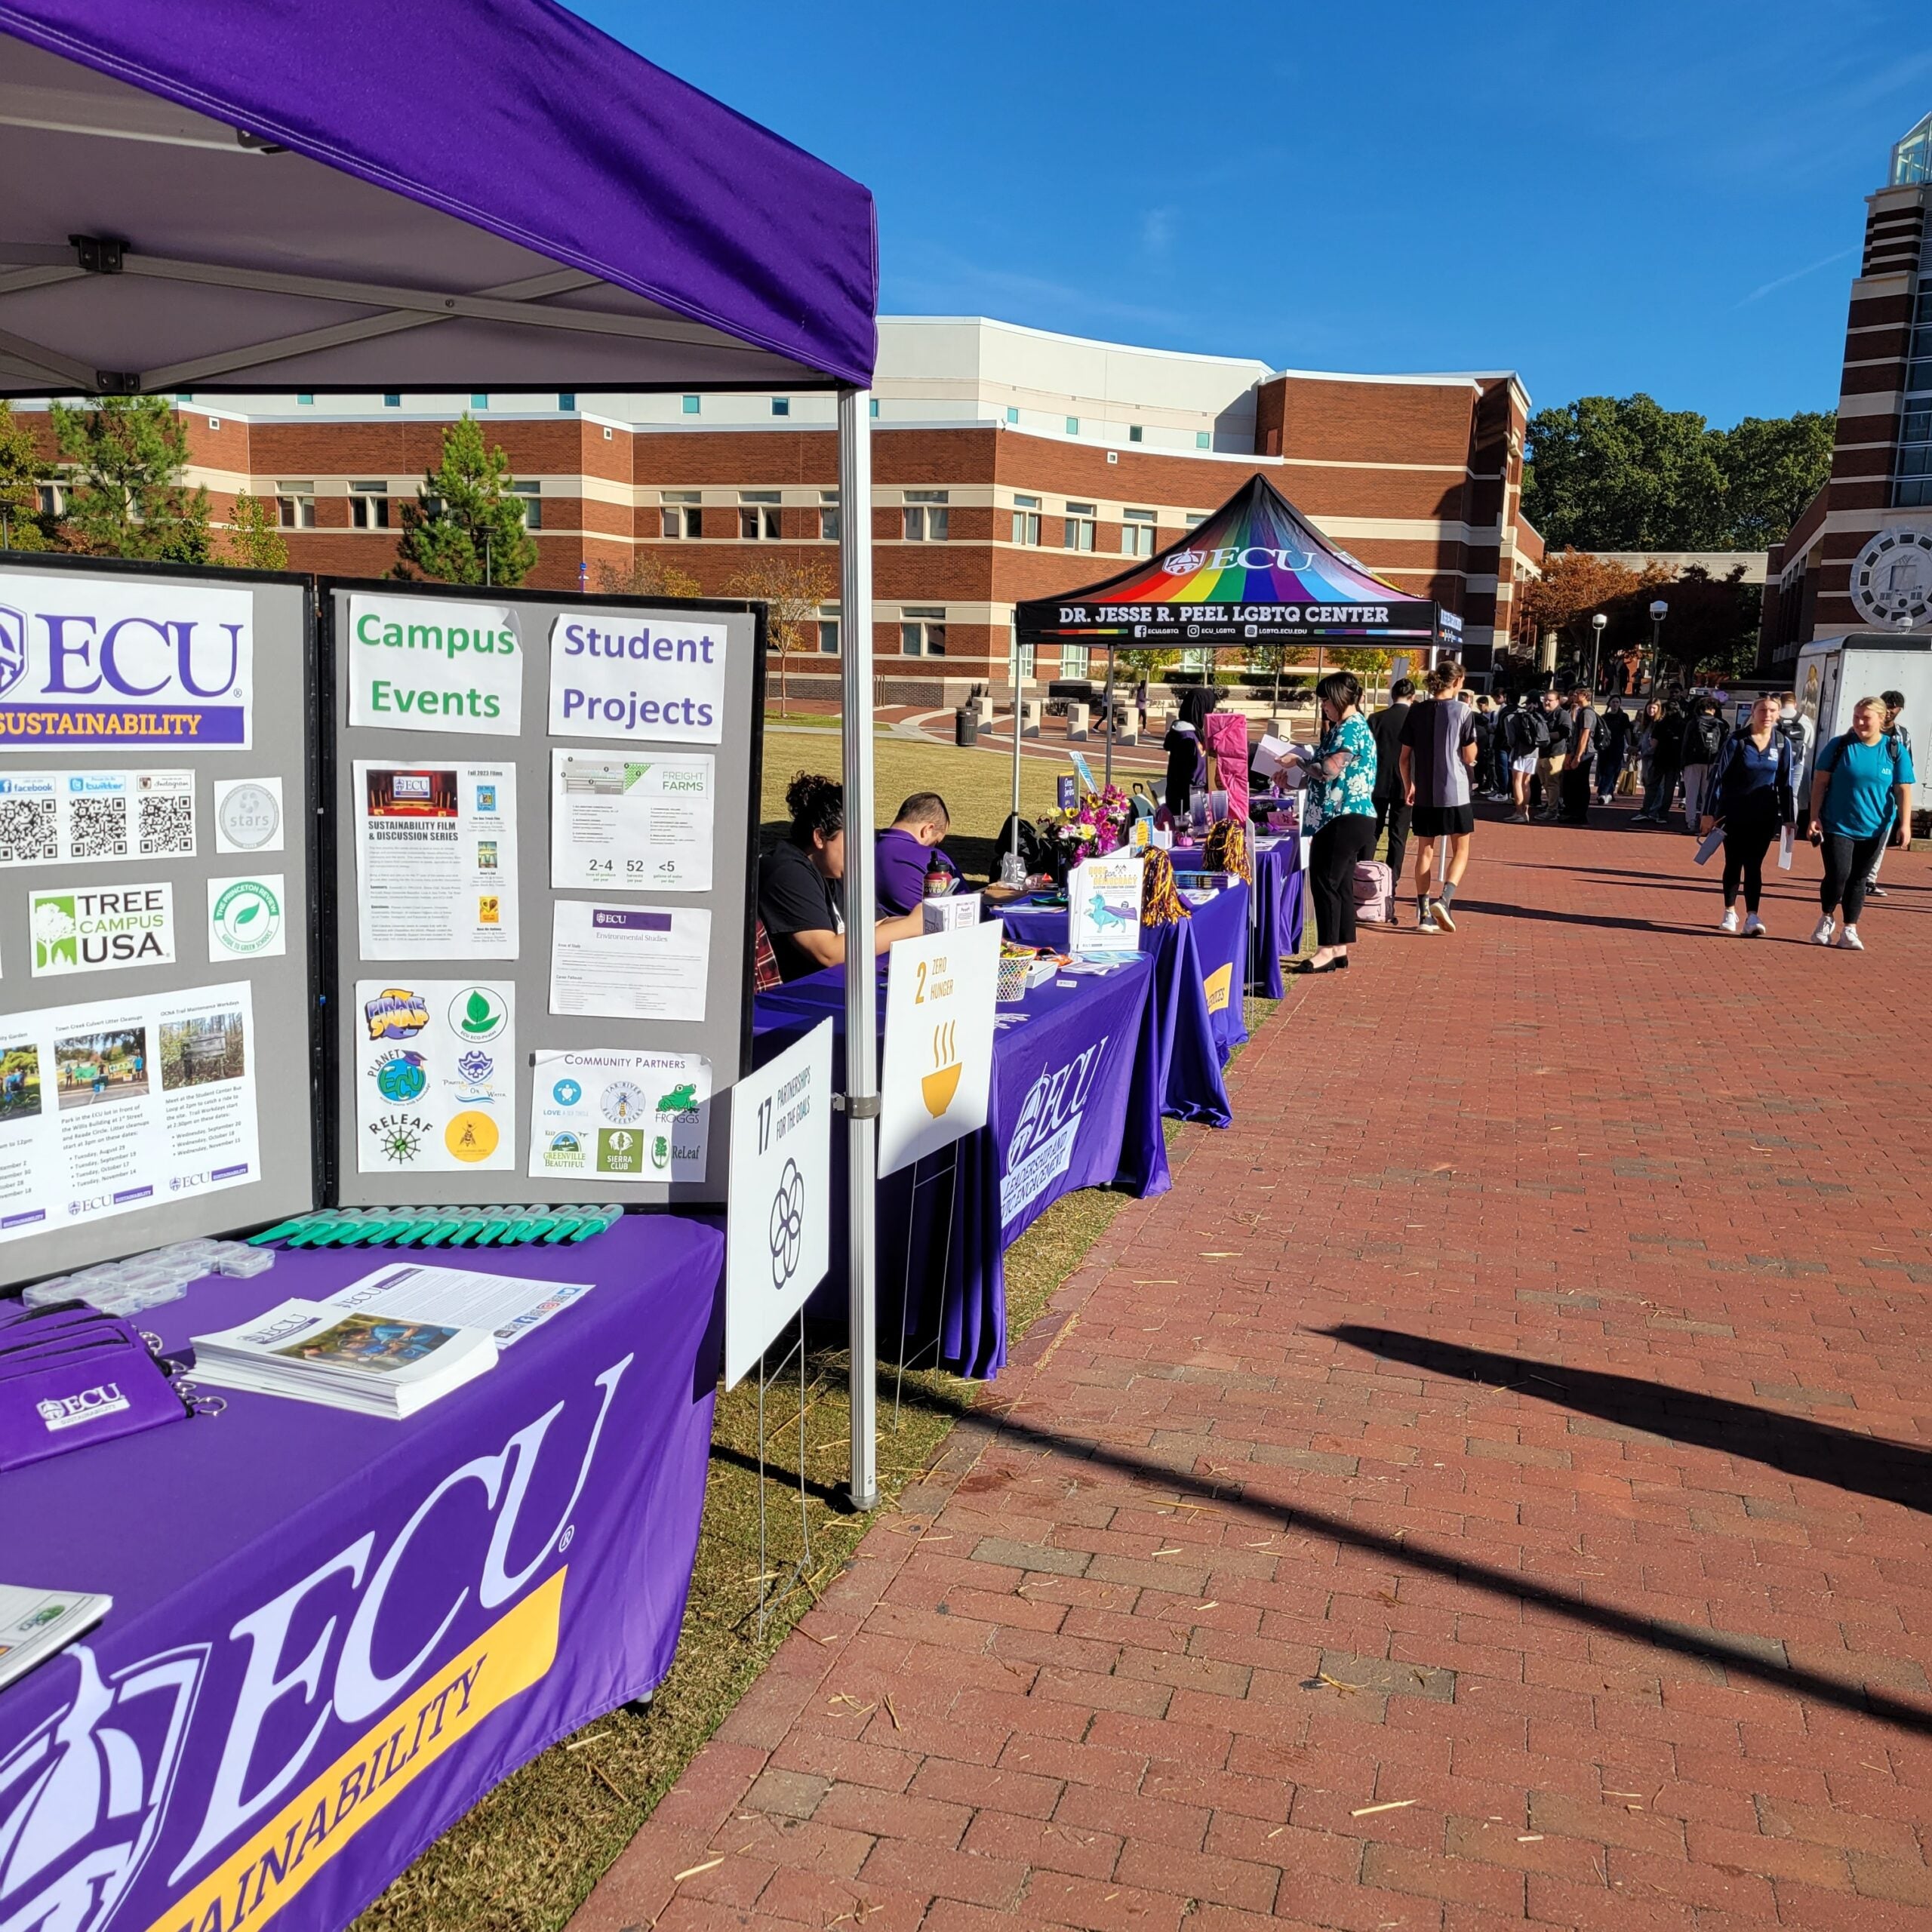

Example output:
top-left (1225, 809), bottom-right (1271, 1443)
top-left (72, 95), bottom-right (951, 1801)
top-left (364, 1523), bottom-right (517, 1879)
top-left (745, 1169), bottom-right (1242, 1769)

top-left (68, 795), bottom-right (129, 860)
top-left (0, 797), bottom-right (57, 864)
top-left (138, 792), bottom-right (195, 857)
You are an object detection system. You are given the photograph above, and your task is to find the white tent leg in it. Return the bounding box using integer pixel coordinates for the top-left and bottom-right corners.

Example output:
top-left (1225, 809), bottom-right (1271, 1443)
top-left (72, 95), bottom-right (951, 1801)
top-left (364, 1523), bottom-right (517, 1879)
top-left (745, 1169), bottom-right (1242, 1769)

top-left (1010, 632), bottom-right (1023, 872)
top-left (838, 386), bottom-right (879, 1512)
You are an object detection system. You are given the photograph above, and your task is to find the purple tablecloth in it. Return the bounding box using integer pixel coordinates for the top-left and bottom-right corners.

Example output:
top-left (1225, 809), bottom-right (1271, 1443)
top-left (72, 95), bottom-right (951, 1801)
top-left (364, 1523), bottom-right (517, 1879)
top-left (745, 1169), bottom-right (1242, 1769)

top-left (995, 892), bottom-right (1238, 1121)
top-left (755, 953), bottom-right (1168, 1380)
top-left (1252, 836), bottom-right (1307, 998)
top-left (0, 1216), bottom-right (722, 1932)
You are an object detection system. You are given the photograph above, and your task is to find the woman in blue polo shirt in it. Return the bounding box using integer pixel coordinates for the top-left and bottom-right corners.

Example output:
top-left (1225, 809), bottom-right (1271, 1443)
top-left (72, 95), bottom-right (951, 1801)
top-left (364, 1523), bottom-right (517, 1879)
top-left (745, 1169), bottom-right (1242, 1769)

top-left (1807, 696), bottom-right (1915, 951)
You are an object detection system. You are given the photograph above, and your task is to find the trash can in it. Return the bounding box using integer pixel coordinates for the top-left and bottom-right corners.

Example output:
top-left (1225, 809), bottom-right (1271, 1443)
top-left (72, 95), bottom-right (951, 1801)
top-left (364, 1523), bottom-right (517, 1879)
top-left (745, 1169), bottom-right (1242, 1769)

top-left (955, 707), bottom-right (978, 748)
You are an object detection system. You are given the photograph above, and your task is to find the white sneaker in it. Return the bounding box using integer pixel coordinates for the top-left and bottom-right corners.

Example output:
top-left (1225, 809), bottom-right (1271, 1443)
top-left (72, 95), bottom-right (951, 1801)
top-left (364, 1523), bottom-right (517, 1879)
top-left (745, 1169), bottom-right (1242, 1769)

top-left (1836, 926), bottom-right (1864, 951)
top-left (1720, 909), bottom-right (1741, 935)
top-left (1743, 914), bottom-right (1767, 938)
top-left (1810, 916), bottom-right (1835, 946)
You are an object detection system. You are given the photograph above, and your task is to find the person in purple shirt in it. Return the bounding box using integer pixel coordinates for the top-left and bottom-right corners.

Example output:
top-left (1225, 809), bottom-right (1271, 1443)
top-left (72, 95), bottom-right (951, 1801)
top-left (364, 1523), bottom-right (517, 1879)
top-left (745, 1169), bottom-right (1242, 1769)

top-left (875, 792), bottom-right (961, 915)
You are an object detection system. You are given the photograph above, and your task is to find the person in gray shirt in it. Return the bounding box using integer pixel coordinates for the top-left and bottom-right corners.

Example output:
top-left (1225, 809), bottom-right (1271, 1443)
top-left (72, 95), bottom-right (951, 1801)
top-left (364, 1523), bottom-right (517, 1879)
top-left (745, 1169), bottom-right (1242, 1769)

top-left (1399, 657), bottom-right (1481, 933)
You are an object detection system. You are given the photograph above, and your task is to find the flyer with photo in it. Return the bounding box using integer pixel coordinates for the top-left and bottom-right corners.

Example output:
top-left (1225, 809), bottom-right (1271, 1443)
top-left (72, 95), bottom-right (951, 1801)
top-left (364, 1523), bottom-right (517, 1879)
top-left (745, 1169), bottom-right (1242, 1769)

top-left (0, 981), bottom-right (260, 1247)
top-left (548, 902), bottom-right (709, 1020)
top-left (528, 1048), bottom-right (711, 1181)
top-left (549, 749), bottom-right (715, 892)
top-left (355, 761), bottom-right (518, 961)
top-left (0, 770), bottom-right (195, 869)
top-left (355, 978), bottom-right (515, 1173)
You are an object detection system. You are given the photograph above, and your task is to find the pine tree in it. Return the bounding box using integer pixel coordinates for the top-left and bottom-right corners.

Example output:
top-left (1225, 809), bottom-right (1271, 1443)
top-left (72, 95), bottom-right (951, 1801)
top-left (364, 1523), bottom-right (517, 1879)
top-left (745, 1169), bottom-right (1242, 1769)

top-left (49, 396), bottom-right (211, 563)
top-left (224, 491), bottom-right (289, 571)
top-left (394, 414), bottom-right (537, 586)
top-left (0, 400), bottom-right (52, 552)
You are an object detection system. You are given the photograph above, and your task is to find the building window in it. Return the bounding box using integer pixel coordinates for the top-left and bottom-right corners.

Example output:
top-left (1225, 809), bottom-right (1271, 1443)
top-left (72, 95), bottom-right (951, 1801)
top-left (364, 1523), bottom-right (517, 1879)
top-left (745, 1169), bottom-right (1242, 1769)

top-left (681, 395), bottom-right (700, 415)
top-left (1897, 405), bottom-right (1932, 506)
top-left (509, 480), bottom-right (542, 531)
top-left (276, 483), bottom-right (316, 529)
top-left (900, 608), bottom-right (946, 657)
top-left (1181, 647), bottom-right (1213, 675)
top-left (1062, 644), bottom-right (1091, 678)
top-left (1196, 432), bottom-right (1212, 449)
top-left (1005, 405), bottom-right (1019, 423)
top-left (1122, 507), bottom-right (1156, 557)
top-left (771, 397), bottom-right (790, 417)
top-left (36, 481), bottom-right (65, 518)
top-left (349, 481), bottom-right (390, 530)
top-left (738, 490), bottom-right (781, 540)
top-left (471, 393), bottom-right (488, 409)
top-left (296, 394), bottom-right (313, 405)
top-left (558, 392), bottom-right (576, 412)
top-left (819, 490), bottom-right (840, 541)
top-left (1011, 629), bottom-right (1036, 681)
top-left (382, 394), bottom-right (401, 409)
top-left (1065, 501), bottom-right (1097, 552)
top-left (903, 489), bottom-right (949, 541)
top-left (1065, 416), bottom-right (1080, 436)
top-left (817, 606), bottom-right (840, 655)
top-left (1128, 424), bottom-right (1143, 444)
top-left (661, 490), bottom-right (703, 539)
top-left (869, 398), bottom-right (880, 417)
top-left (1011, 494), bottom-right (1041, 546)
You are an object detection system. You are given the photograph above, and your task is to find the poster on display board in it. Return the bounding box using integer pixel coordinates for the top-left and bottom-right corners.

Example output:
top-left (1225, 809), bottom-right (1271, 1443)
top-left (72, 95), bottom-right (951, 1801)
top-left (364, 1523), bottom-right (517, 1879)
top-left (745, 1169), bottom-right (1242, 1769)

top-left (0, 981), bottom-right (260, 1246)
top-left (355, 980), bottom-right (516, 1174)
top-left (0, 768), bottom-right (196, 868)
top-left (546, 608), bottom-right (728, 744)
top-left (353, 761), bottom-right (518, 960)
top-left (549, 749), bottom-right (715, 892)
top-left (528, 1048), bottom-right (711, 1182)
top-left (346, 592), bottom-right (523, 737)
top-left (1068, 853), bottom-right (1146, 956)
top-left (0, 569), bottom-right (254, 750)
top-left (878, 921), bottom-right (1001, 1177)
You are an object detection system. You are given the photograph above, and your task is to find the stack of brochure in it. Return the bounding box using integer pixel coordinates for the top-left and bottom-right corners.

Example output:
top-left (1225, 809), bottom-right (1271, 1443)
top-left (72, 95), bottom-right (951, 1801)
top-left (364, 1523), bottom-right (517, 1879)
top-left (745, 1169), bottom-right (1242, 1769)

top-left (188, 1300), bottom-right (497, 1418)
top-left (0, 1586), bottom-right (111, 1693)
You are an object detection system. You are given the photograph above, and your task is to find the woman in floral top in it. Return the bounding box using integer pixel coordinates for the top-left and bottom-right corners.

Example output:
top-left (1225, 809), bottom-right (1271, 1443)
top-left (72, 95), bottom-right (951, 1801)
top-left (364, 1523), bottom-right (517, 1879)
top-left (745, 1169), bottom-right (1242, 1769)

top-left (1292, 669), bottom-right (1379, 974)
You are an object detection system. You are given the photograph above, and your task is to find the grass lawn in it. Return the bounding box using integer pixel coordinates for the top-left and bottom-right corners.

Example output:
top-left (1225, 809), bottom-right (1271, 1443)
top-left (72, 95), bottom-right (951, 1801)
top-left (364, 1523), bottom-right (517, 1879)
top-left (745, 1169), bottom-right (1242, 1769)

top-left (358, 720), bottom-right (1275, 1932)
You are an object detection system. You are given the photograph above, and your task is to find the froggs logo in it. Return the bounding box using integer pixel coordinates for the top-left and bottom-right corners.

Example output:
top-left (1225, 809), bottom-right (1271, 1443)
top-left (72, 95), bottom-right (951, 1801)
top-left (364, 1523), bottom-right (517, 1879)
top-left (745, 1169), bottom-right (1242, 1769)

top-left (0, 605), bottom-right (25, 697)
top-left (0, 1642), bottom-right (206, 1932)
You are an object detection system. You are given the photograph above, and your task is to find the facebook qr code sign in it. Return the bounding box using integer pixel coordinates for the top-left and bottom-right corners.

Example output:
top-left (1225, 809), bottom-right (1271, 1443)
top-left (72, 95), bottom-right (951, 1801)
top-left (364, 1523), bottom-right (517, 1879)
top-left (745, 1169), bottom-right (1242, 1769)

top-left (0, 771), bottom-right (195, 869)
top-left (724, 1019), bottom-right (832, 1389)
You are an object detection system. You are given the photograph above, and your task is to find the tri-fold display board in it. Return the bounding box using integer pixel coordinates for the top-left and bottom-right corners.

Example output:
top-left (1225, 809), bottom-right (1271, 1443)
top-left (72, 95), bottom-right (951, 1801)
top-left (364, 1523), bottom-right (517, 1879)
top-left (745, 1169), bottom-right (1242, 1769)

top-left (0, 560), bottom-right (764, 1285)
top-left (321, 577), bottom-right (763, 1210)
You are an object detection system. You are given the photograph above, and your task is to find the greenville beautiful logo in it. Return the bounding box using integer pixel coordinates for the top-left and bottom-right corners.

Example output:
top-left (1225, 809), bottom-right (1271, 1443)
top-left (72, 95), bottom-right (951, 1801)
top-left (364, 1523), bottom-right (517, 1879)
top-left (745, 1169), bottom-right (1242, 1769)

top-left (371, 1050), bottom-right (427, 1103)
top-left (543, 1131), bottom-right (585, 1169)
top-left (211, 879), bottom-right (281, 956)
top-left (364, 989), bottom-right (429, 1041)
top-left (449, 987), bottom-right (507, 1044)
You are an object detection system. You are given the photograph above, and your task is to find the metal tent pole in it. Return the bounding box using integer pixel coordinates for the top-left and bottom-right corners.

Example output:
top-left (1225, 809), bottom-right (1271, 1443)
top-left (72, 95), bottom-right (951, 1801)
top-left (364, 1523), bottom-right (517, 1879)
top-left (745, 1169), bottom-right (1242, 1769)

top-left (1010, 632), bottom-right (1023, 871)
top-left (1102, 644), bottom-right (1116, 789)
top-left (838, 386), bottom-right (878, 1512)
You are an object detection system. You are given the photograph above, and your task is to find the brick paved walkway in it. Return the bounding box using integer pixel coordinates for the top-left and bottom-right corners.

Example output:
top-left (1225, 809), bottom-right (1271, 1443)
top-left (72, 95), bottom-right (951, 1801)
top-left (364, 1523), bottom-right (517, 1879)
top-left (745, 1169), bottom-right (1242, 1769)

top-left (574, 811), bottom-right (1932, 1931)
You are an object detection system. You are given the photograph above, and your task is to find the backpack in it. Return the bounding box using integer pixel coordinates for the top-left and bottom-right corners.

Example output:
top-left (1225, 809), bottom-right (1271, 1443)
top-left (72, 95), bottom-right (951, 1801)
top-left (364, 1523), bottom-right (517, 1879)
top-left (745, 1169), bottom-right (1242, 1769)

top-left (1690, 713), bottom-right (1725, 764)
top-left (1521, 708), bottom-right (1551, 752)
top-left (995, 814), bottom-right (1052, 879)
top-left (1351, 860), bottom-right (1395, 923)
top-left (1592, 714), bottom-right (1614, 755)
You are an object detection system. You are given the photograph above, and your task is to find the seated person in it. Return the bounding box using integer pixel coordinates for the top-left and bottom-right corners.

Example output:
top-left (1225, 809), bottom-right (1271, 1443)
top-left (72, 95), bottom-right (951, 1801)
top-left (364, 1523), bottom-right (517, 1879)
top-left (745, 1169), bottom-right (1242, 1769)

top-left (875, 791), bottom-right (961, 915)
top-left (758, 772), bottom-right (924, 980)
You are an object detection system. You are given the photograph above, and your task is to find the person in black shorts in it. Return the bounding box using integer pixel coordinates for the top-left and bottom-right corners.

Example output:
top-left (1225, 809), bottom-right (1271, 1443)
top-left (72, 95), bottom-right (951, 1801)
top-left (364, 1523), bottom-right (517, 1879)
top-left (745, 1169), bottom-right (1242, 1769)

top-left (1399, 658), bottom-right (1481, 934)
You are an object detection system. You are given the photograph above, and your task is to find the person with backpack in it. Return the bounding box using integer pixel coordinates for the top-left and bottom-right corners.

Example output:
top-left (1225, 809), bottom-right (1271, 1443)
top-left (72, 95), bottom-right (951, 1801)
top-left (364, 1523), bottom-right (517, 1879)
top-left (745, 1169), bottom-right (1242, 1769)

top-left (1561, 686), bottom-right (1598, 824)
top-left (1504, 694), bottom-right (1546, 823)
top-left (1863, 688), bottom-right (1912, 899)
top-left (1679, 695), bottom-right (1727, 834)
top-left (1286, 669), bottom-right (1377, 974)
top-left (1700, 694), bottom-right (1794, 937)
top-left (1400, 657), bottom-right (1480, 932)
top-left (1637, 696), bottom-right (1683, 824)
top-left (1596, 697), bottom-right (1634, 806)
top-left (1808, 695), bottom-right (1916, 950)
top-left (1533, 689), bottom-right (1571, 822)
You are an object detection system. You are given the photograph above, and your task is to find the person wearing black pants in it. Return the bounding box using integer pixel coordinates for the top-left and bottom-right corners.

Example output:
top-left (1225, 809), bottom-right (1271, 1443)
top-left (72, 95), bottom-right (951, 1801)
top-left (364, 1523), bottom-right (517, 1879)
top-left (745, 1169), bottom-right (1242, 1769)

top-left (1368, 679), bottom-right (1414, 894)
top-left (1560, 688), bottom-right (1597, 823)
top-left (1700, 695), bottom-right (1792, 937)
top-left (1807, 694), bottom-right (1916, 950)
top-left (1289, 669), bottom-right (1380, 974)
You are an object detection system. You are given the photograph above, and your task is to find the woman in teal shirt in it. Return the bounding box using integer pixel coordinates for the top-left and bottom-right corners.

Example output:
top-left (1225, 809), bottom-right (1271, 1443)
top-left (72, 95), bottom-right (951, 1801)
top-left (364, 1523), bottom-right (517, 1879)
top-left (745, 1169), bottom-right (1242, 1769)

top-left (1291, 669), bottom-right (1379, 974)
top-left (1808, 695), bottom-right (1915, 950)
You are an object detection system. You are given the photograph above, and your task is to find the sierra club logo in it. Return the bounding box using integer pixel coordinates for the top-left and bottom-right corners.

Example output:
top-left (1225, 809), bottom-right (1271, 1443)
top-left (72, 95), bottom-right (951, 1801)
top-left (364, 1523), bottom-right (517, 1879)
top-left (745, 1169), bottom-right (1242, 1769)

top-left (211, 878), bottom-right (281, 956)
top-left (450, 987), bottom-right (508, 1044)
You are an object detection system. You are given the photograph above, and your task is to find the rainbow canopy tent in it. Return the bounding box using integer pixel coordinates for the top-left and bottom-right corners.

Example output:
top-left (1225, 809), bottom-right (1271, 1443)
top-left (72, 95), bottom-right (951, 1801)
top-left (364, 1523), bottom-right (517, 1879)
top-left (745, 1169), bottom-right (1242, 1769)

top-left (1015, 472), bottom-right (1454, 650)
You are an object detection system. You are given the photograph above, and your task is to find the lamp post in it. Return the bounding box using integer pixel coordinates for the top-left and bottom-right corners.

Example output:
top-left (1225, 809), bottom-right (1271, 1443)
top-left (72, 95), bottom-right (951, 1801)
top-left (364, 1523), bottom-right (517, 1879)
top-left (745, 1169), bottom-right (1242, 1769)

top-left (1647, 598), bottom-right (1669, 693)
top-left (1589, 611), bottom-right (1606, 694)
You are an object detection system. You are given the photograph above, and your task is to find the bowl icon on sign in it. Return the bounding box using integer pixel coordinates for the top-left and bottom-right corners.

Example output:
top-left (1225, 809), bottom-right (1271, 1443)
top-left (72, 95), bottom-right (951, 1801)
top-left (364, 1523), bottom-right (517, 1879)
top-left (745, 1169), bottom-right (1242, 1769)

top-left (921, 1019), bottom-right (961, 1118)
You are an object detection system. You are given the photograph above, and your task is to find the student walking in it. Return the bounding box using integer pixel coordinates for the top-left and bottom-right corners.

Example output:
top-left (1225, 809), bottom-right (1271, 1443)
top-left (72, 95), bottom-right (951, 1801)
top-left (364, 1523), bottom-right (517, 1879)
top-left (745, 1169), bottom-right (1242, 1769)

top-left (1368, 678), bottom-right (1415, 884)
top-left (1640, 697), bottom-right (1685, 825)
top-left (1700, 694), bottom-right (1794, 937)
top-left (1400, 658), bottom-right (1480, 932)
top-left (1292, 670), bottom-right (1378, 975)
top-left (1809, 695), bottom-right (1917, 950)
top-left (1863, 689), bottom-right (1912, 899)
top-left (1679, 696), bottom-right (1727, 833)
top-left (1596, 697), bottom-right (1634, 804)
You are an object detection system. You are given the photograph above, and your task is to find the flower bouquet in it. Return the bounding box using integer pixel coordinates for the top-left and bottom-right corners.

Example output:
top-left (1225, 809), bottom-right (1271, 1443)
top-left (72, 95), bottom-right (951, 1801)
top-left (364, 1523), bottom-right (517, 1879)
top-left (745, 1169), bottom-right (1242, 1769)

top-left (1035, 785), bottom-right (1135, 879)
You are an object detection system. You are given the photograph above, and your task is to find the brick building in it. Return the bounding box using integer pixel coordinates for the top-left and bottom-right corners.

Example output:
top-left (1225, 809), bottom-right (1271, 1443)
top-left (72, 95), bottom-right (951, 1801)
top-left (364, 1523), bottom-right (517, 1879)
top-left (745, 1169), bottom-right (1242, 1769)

top-left (21, 316), bottom-right (1539, 701)
top-left (1761, 112), bottom-right (1932, 667)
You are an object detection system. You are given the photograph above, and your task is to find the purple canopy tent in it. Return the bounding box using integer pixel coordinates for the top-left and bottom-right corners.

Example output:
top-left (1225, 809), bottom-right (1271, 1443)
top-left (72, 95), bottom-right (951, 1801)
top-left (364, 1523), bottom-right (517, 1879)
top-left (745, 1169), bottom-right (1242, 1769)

top-left (0, 0), bottom-right (887, 1505)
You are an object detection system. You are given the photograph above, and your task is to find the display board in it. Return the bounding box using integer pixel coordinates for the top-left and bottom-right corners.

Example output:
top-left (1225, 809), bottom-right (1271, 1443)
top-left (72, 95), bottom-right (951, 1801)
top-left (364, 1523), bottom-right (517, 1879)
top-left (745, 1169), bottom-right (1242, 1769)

top-left (324, 580), bottom-right (764, 1208)
top-left (0, 555), bottom-right (318, 1279)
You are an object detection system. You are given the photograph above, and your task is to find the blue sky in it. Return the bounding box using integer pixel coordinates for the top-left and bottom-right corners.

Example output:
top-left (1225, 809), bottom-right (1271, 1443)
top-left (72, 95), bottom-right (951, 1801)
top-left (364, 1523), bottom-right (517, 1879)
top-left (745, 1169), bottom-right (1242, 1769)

top-left (583, 1), bottom-right (1930, 428)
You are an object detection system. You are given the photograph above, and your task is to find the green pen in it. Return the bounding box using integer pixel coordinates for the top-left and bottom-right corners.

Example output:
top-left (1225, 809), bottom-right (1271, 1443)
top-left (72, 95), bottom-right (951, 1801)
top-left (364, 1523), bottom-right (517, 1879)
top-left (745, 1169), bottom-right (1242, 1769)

top-left (248, 1214), bottom-right (311, 1247)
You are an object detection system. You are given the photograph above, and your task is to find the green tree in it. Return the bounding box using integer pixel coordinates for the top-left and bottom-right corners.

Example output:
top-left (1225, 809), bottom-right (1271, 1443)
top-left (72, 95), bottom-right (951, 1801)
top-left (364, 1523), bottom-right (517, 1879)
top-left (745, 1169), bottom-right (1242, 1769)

top-left (223, 491), bottom-right (288, 571)
top-left (49, 396), bottom-right (210, 562)
top-left (0, 400), bottom-right (53, 552)
top-left (393, 414), bottom-right (537, 586)
top-left (1713, 413), bottom-right (1836, 549)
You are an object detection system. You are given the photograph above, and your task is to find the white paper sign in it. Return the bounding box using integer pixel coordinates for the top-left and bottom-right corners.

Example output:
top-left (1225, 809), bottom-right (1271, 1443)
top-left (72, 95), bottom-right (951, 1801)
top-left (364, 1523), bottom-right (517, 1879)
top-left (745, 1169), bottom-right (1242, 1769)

top-left (725, 1020), bottom-right (832, 1388)
top-left (29, 881), bottom-right (175, 977)
top-left (0, 981), bottom-right (260, 1245)
top-left (549, 749), bottom-right (715, 892)
top-left (346, 594), bottom-right (523, 737)
top-left (354, 761), bottom-right (517, 960)
top-left (0, 769), bottom-right (195, 868)
top-left (0, 571), bottom-right (253, 751)
top-left (528, 1048), bottom-right (711, 1182)
top-left (878, 920), bottom-right (1001, 1177)
top-left (1068, 854), bottom-right (1145, 957)
top-left (207, 873), bottom-right (288, 961)
top-left (547, 609), bottom-right (727, 744)
top-left (355, 979), bottom-right (515, 1172)
top-left (549, 901), bottom-right (710, 1020)
top-left (213, 776), bottom-right (285, 854)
